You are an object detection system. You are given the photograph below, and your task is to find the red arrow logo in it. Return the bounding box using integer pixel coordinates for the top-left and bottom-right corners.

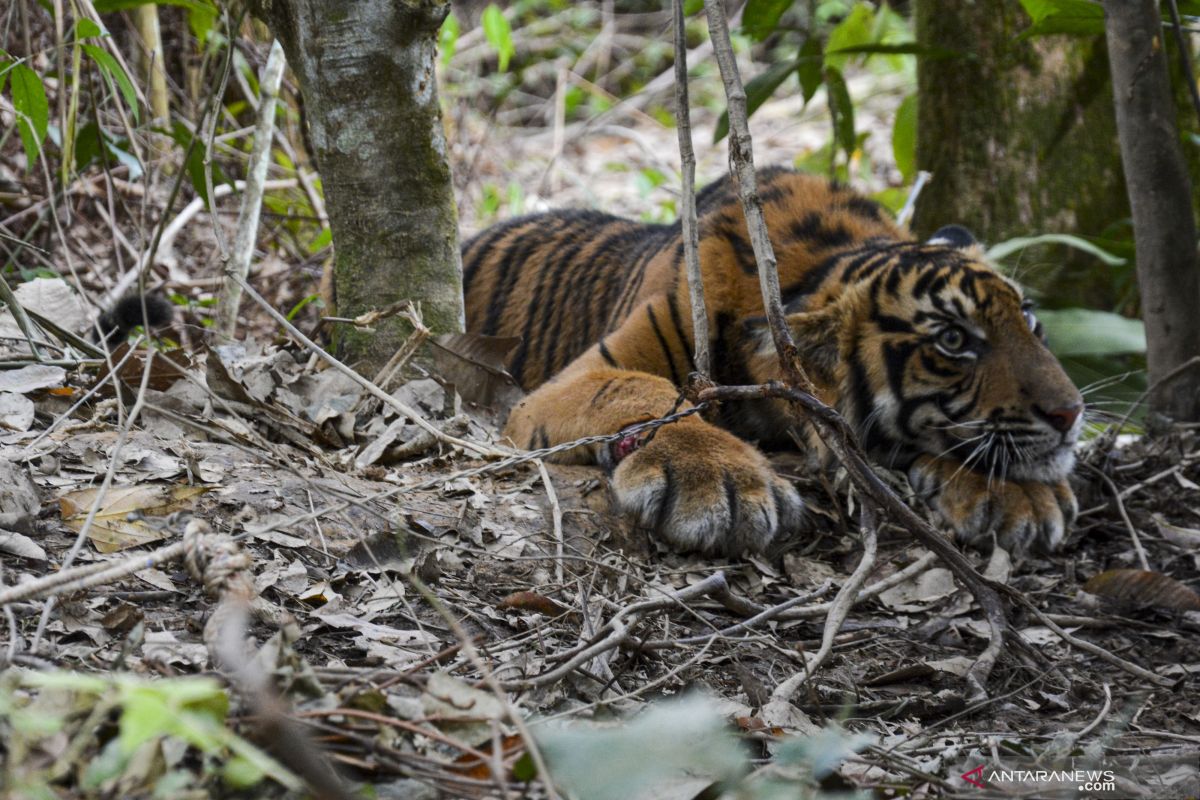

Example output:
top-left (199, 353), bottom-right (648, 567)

top-left (961, 765), bottom-right (986, 788)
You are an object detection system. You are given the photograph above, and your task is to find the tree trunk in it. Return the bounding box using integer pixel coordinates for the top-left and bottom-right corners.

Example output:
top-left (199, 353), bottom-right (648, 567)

top-left (252, 0), bottom-right (464, 373)
top-left (1103, 0), bottom-right (1200, 423)
top-left (911, 1), bottom-right (1128, 309)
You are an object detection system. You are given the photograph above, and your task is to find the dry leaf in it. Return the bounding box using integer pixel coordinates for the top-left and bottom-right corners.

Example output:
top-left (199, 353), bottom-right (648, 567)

top-left (0, 530), bottom-right (47, 560)
top-left (1082, 569), bottom-right (1200, 612)
top-left (59, 484), bottom-right (209, 553)
top-left (497, 591), bottom-right (569, 616)
top-left (432, 332), bottom-right (523, 410)
top-left (0, 364), bottom-right (66, 394)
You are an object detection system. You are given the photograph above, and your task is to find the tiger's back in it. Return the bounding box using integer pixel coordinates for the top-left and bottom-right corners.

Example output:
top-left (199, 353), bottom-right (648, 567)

top-left (462, 169), bottom-right (902, 391)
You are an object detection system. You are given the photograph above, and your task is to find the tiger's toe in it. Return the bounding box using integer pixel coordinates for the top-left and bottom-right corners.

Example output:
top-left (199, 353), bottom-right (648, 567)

top-left (913, 461), bottom-right (1075, 555)
top-left (611, 423), bottom-right (803, 555)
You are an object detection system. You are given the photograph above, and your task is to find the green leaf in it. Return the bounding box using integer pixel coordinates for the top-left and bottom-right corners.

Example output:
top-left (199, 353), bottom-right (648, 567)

top-left (714, 59), bottom-right (800, 143)
top-left (439, 12), bottom-right (460, 66)
top-left (170, 121), bottom-right (227, 203)
top-left (307, 226), bottom-right (332, 254)
top-left (985, 233), bottom-right (1126, 266)
top-left (1037, 308), bottom-right (1146, 357)
top-left (512, 752), bottom-right (537, 782)
top-left (775, 728), bottom-right (874, 778)
top-left (825, 42), bottom-right (961, 59)
top-left (824, 67), bottom-right (856, 156)
top-left (683, 0), bottom-right (704, 14)
top-left (742, 0), bottom-right (793, 41)
top-left (10, 64), bottom-right (49, 171)
top-left (537, 697), bottom-right (745, 800)
top-left (823, 2), bottom-right (874, 70)
top-left (75, 18), bottom-right (103, 38)
top-left (892, 92), bottom-right (917, 182)
top-left (481, 4), bottom-right (514, 72)
top-left (83, 44), bottom-right (140, 121)
top-left (1017, 0), bottom-right (1104, 38)
top-left (797, 36), bottom-right (823, 106)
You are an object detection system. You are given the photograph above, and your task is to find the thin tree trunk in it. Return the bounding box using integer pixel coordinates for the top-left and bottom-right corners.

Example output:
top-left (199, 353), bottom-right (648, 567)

top-left (1103, 0), bottom-right (1200, 422)
top-left (133, 5), bottom-right (170, 123)
top-left (251, 0), bottom-right (464, 373)
top-left (913, 1), bottom-right (1128, 308)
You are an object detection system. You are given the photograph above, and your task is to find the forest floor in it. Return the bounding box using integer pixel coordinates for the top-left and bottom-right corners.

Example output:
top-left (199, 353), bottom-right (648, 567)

top-left (1, 19), bottom-right (1199, 800)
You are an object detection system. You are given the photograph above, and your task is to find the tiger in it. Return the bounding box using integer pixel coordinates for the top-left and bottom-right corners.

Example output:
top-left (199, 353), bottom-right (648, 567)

top-left (461, 168), bottom-right (1083, 556)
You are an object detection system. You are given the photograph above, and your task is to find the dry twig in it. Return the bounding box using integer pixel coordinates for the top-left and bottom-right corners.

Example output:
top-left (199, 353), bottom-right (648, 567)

top-left (672, 0), bottom-right (710, 376)
top-left (217, 39), bottom-right (288, 339)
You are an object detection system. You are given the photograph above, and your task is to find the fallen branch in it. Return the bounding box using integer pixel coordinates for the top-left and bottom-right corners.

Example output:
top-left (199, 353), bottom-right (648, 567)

top-left (504, 572), bottom-right (730, 690)
top-left (770, 509), bottom-right (877, 703)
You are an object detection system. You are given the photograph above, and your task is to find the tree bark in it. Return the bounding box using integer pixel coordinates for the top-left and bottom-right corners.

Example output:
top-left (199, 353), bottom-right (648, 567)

top-left (912, 1), bottom-right (1128, 308)
top-left (251, 0), bottom-right (464, 373)
top-left (1103, 0), bottom-right (1200, 423)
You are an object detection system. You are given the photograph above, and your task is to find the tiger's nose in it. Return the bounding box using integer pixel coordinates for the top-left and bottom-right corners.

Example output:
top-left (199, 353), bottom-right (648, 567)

top-left (1037, 403), bottom-right (1083, 434)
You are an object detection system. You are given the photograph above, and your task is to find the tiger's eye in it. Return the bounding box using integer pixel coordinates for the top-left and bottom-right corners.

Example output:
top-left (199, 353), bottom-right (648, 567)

top-left (1023, 309), bottom-right (1038, 331)
top-left (937, 326), bottom-right (967, 352)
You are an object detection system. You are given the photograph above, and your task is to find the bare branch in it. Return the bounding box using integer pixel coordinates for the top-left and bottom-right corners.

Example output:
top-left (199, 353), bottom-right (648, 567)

top-left (673, 0), bottom-right (710, 376)
top-left (217, 39), bottom-right (288, 340)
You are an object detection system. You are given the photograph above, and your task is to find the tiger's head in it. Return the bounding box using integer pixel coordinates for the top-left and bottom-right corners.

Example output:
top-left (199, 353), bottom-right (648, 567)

top-left (755, 226), bottom-right (1084, 483)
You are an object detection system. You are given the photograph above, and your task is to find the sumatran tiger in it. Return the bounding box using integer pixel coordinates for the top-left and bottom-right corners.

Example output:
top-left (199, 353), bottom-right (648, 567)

top-left (461, 168), bottom-right (1083, 556)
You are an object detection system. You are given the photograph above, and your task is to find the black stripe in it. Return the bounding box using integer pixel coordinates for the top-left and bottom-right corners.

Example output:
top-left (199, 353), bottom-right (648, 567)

top-left (508, 224), bottom-right (592, 384)
top-left (462, 217), bottom-right (525, 291)
top-left (845, 196), bottom-right (884, 223)
top-left (599, 338), bottom-right (619, 367)
top-left (646, 304), bottom-right (682, 385)
top-left (666, 291), bottom-right (694, 371)
top-left (590, 378), bottom-right (617, 404)
top-left (787, 211), bottom-right (852, 250)
top-left (482, 219), bottom-right (558, 334)
top-left (654, 464), bottom-right (677, 532)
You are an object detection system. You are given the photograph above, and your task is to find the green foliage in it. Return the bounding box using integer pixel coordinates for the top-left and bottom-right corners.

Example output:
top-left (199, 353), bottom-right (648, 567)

top-left (440, 12), bottom-right (460, 66)
top-left (82, 45), bottom-right (140, 121)
top-left (1018, 0), bottom-right (1105, 38)
top-left (1036, 308), bottom-right (1146, 358)
top-left (8, 62), bottom-right (49, 171)
top-left (2, 671), bottom-right (300, 795)
top-left (986, 233), bottom-right (1127, 267)
top-left (892, 92), bottom-right (917, 181)
top-left (537, 696), bottom-right (873, 800)
top-left (169, 120), bottom-right (229, 204)
top-left (482, 4), bottom-right (516, 72)
top-left (743, 0), bottom-right (794, 41)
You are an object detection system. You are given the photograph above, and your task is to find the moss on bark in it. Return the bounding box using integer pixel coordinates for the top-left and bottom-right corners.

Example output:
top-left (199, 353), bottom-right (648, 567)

top-left (253, 0), bottom-right (464, 374)
top-left (912, 2), bottom-right (1129, 309)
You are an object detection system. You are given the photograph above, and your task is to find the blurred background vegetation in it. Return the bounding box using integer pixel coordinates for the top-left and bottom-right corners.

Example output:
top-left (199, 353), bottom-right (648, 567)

top-left (4, 0), bottom-right (1199, 417)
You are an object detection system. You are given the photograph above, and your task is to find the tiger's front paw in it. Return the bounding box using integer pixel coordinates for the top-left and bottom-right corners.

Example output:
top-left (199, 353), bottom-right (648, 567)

top-left (610, 420), bottom-right (803, 555)
top-left (910, 460), bottom-right (1077, 554)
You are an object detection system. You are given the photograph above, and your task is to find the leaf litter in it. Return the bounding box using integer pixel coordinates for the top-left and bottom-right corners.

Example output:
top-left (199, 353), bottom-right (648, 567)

top-left (0, 316), bottom-right (1196, 798)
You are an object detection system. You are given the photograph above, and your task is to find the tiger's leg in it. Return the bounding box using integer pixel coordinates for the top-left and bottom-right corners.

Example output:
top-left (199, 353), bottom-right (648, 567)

top-left (504, 356), bottom-right (804, 555)
top-left (908, 456), bottom-right (1077, 554)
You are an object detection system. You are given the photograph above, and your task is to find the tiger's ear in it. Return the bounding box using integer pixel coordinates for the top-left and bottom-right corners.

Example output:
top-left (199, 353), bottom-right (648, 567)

top-left (927, 225), bottom-right (984, 257)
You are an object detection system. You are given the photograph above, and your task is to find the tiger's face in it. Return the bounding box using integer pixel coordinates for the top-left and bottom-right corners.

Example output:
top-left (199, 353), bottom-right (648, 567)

top-left (779, 233), bottom-right (1083, 483)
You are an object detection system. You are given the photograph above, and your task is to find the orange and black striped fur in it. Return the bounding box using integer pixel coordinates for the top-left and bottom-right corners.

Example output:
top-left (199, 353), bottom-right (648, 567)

top-left (462, 169), bottom-right (1083, 556)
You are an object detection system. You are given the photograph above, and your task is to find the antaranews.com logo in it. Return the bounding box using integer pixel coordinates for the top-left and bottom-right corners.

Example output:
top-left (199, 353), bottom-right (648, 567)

top-left (957, 754), bottom-right (1199, 798)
